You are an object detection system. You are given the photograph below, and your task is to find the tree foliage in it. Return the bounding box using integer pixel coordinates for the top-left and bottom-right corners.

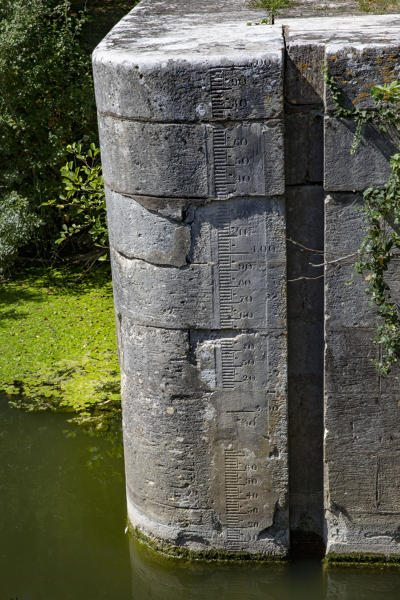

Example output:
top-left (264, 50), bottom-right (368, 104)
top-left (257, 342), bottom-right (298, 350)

top-left (0, 0), bottom-right (97, 263)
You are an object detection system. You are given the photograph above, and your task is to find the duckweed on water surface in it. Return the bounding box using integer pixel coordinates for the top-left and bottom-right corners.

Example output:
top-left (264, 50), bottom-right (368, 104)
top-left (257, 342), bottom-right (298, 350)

top-left (0, 264), bottom-right (121, 438)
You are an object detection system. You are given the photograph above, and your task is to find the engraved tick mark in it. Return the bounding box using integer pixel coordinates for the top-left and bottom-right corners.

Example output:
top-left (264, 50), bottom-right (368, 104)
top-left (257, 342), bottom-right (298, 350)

top-left (213, 129), bottom-right (229, 198)
top-left (224, 449), bottom-right (243, 549)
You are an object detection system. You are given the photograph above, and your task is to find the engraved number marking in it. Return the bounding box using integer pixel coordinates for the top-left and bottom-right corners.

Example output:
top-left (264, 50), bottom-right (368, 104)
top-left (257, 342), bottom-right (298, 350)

top-left (210, 68), bottom-right (247, 119)
top-left (216, 204), bottom-right (267, 330)
top-left (212, 129), bottom-right (252, 199)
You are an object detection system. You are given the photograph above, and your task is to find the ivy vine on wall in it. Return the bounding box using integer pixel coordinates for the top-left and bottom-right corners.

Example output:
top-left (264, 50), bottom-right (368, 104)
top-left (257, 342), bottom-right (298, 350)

top-left (326, 72), bottom-right (400, 375)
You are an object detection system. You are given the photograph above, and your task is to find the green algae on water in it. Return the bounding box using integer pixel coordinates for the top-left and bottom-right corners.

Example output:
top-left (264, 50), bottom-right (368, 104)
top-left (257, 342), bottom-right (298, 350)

top-left (0, 264), bottom-right (121, 438)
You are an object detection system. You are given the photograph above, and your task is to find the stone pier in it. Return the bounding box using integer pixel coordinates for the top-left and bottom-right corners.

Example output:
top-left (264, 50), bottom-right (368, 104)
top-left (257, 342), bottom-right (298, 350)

top-left (93, 0), bottom-right (400, 559)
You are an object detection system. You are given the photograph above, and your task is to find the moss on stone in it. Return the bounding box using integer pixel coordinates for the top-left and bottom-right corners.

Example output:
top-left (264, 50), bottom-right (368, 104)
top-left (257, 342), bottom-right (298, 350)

top-left (128, 523), bottom-right (288, 564)
top-left (325, 553), bottom-right (400, 567)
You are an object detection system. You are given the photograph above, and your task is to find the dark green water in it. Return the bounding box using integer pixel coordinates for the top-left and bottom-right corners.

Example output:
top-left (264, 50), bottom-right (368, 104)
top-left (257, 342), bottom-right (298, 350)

top-left (1, 397), bottom-right (400, 600)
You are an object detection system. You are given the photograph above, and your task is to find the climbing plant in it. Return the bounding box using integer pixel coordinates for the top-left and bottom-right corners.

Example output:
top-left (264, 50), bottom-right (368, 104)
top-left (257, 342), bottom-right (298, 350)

top-left (326, 72), bottom-right (400, 375)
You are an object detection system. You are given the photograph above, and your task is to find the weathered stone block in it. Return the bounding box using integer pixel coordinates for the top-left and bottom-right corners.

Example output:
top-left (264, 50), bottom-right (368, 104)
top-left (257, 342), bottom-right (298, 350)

top-left (106, 188), bottom-right (191, 267)
top-left (119, 322), bottom-right (287, 397)
top-left (191, 330), bottom-right (287, 395)
top-left (98, 117), bottom-right (209, 198)
top-left (93, 56), bottom-right (284, 123)
top-left (111, 197), bottom-right (286, 330)
top-left (112, 248), bottom-right (286, 331)
top-left (123, 380), bottom-right (288, 554)
top-left (208, 122), bottom-right (285, 198)
top-left (325, 43), bottom-right (400, 113)
top-left (325, 390), bottom-right (400, 556)
top-left (207, 386), bottom-right (288, 555)
top-left (120, 321), bottom-right (288, 553)
top-left (325, 193), bottom-right (400, 329)
top-left (99, 117), bottom-right (285, 199)
top-left (118, 194), bottom-right (189, 222)
top-left (92, 0), bottom-right (285, 122)
top-left (118, 322), bottom-right (197, 396)
top-left (122, 383), bottom-right (212, 520)
top-left (324, 117), bottom-right (393, 191)
top-left (111, 250), bottom-right (213, 329)
top-left (189, 196), bottom-right (286, 263)
top-left (325, 191), bottom-right (400, 557)
top-left (285, 15), bottom-right (400, 110)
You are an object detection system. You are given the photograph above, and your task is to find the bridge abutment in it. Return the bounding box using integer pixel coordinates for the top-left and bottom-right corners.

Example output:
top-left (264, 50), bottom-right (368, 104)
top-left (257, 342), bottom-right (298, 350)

top-left (93, 0), bottom-right (400, 559)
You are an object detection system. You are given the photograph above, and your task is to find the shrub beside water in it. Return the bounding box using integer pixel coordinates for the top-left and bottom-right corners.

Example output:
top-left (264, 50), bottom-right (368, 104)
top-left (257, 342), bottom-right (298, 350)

top-left (44, 142), bottom-right (108, 256)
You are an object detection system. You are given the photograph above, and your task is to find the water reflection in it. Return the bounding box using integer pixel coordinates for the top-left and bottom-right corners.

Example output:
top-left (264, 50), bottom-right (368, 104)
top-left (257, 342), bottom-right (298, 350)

top-left (1, 396), bottom-right (400, 600)
top-left (325, 567), bottom-right (400, 600)
top-left (0, 397), bottom-right (131, 600)
top-left (129, 540), bottom-right (324, 600)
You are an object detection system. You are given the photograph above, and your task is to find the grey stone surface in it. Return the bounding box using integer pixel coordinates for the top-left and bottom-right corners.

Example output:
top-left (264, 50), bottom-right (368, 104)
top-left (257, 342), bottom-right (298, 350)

top-left (94, 52), bottom-right (284, 123)
top-left (324, 192), bottom-right (400, 557)
top-left (324, 117), bottom-right (393, 192)
top-left (92, 0), bottom-right (286, 122)
top-left (122, 194), bottom-right (189, 222)
top-left (325, 391), bottom-right (400, 557)
top-left (208, 122), bottom-right (285, 199)
top-left (119, 318), bottom-right (288, 553)
top-left (120, 322), bottom-right (287, 399)
top-left (325, 41), bottom-right (400, 113)
top-left (99, 117), bottom-right (209, 198)
top-left (284, 40), bottom-right (325, 106)
top-left (111, 249), bottom-right (214, 329)
top-left (106, 188), bottom-right (191, 267)
top-left (325, 194), bottom-right (400, 330)
top-left (111, 197), bottom-right (286, 331)
top-left (123, 381), bottom-right (288, 555)
top-left (95, 2), bottom-right (398, 122)
top-left (99, 116), bottom-right (285, 199)
top-left (109, 190), bottom-right (288, 554)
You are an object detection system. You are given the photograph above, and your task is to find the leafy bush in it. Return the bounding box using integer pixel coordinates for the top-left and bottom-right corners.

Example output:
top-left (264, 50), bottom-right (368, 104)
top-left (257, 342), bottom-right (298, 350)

top-left (0, 192), bottom-right (42, 276)
top-left (44, 142), bottom-right (107, 254)
top-left (0, 0), bottom-right (97, 261)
